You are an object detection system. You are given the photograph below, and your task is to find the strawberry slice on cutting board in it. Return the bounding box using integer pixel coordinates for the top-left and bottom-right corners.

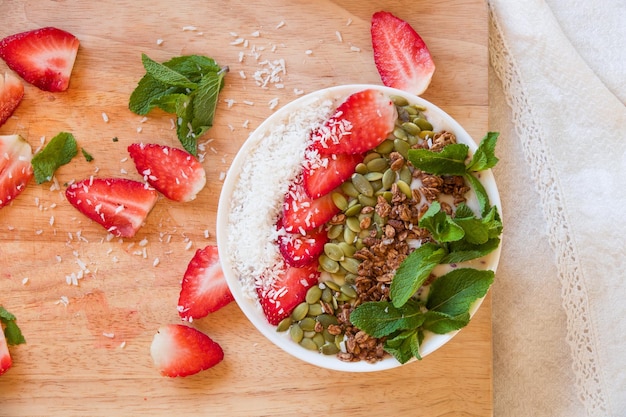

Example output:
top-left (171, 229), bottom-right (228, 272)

top-left (0, 26), bottom-right (79, 92)
top-left (65, 177), bottom-right (158, 238)
top-left (0, 134), bottom-right (33, 210)
top-left (257, 263), bottom-right (320, 325)
top-left (0, 328), bottom-right (12, 376)
top-left (371, 11), bottom-right (436, 95)
top-left (0, 72), bottom-right (24, 127)
top-left (178, 245), bottom-right (234, 321)
top-left (128, 143), bottom-right (206, 202)
top-left (150, 324), bottom-right (224, 377)
top-left (310, 89), bottom-right (396, 155)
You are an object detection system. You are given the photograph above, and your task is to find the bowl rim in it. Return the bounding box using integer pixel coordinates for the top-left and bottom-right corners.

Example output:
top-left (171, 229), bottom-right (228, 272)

top-left (216, 84), bottom-right (501, 372)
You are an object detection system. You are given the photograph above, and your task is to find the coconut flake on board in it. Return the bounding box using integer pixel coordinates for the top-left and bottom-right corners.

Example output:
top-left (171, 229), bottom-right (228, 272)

top-left (227, 95), bottom-right (335, 300)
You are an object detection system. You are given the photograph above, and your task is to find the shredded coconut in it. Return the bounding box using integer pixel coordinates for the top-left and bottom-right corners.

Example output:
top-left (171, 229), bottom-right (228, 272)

top-left (226, 95), bottom-right (335, 299)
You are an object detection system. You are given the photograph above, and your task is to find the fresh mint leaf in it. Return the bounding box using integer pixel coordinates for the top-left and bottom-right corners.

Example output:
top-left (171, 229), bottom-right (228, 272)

top-left (128, 73), bottom-right (177, 115)
top-left (407, 143), bottom-right (469, 176)
top-left (390, 243), bottom-right (446, 307)
top-left (31, 132), bottom-right (78, 184)
top-left (467, 132), bottom-right (500, 172)
top-left (81, 148), bottom-right (94, 162)
top-left (141, 53), bottom-right (197, 89)
top-left (192, 67), bottom-right (227, 128)
top-left (350, 299), bottom-right (424, 338)
top-left (384, 329), bottom-right (422, 364)
top-left (152, 93), bottom-right (189, 114)
top-left (0, 306), bottom-right (26, 345)
top-left (442, 237), bottom-right (501, 263)
top-left (165, 55), bottom-right (222, 81)
top-left (426, 268), bottom-right (494, 316)
top-left (464, 173), bottom-right (490, 216)
top-left (419, 201), bottom-right (465, 243)
top-left (422, 310), bottom-right (470, 334)
top-left (451, 204), bottom-right (502, 246)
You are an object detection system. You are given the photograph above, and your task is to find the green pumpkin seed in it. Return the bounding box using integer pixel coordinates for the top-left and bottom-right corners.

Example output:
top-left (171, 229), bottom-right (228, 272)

top-left (393, 127), bottom-right (408, 141)
top-left (332, 192), bottom-right (348, 211)
top-left (322, 329), bottom-right (336, 343)
top-left (366, 157), bottom-right (388, 172)
top-left (312, 333), bottom-right (326, 348)
top-left (343, 226), bottom-right (357, 244)
top-left (402, 121), bottom-right (421, 136)
top-left (340, 284), bottom-right (358, 299)
top-left (363, 152), bottom-right (381, 165)
top-left (305, 285), bottom-right (322, 304)
top-left (355, 163), bottom-right (368, 175)
top-left (397, 179), bottom-right (412, 198)
top-left (419, 130), bottom-right (434, 139)
top-left (291, 302), bottom-right (309, 321)
top-left (276, 317), bottom-right (292, 332)
top-left (316, 313), bottom-right (339, 327)
top-left (324, 242), bottom-right (345, 262)
top-left (300, 317), bottom-right (317, 331)
top-left (399, 165), bottom-right (412, 185)
top-left (404, 105), bottom-right (418, 115)
top-left (346, 216), bottom-right (361, 233)
top-left (382, 168), bottom-right (395, 190)
top-left (329, 272), bottom-right (346, 286)
top-left (327, 224), bottom-right (343, 239)
top-left (324, 280), bottom-right (340, 292)
top-left (341, 181), bottom-right (359, 198)
top-left (344, 203), bottom-right (362, 217)
top-left (319, 254), bottom-right (340, 274)
top-left (394, 138), bottom-right (410, 158)
top-left (307, 303), bottom-right (323, 317)
top-left (344, 273), bottom-right (357, 284)
top-left (391, 95), bottom-right (409, 106)
top-left (364, 171), bottom-right (383, 182)
top-left (340, 257), bottom-right (360, 275)
top-left (335, 292), bottom-right (352, 302)
top-left (375, 139), bottom-right (395, 154)
top-left (338, 241), bottom-right (356, 257)
top-left (300, 337), bottom-right (318, 351)
top-left (358, 194), bottom-right (377, 207)
top-left (290, 323), bottom-right (304, 343)
top-left (414, 117), bottom-right (433, 131)
top-left (352, 173), bottom-right (374, 197)
top-left (321, 287), bottom-right (333, 303)
top-left (321, 342), bottom-right (340, 355)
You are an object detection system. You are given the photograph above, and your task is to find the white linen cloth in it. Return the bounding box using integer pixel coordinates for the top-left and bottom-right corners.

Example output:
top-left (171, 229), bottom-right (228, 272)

top-left (487, 1), bottom-right (626, 416)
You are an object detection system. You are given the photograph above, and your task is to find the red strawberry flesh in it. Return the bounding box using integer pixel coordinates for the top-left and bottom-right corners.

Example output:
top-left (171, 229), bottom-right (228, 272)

top-left (310, 89), bottom-right (396, 155)
top-left (282, 179), bottom-right (340, 234)
top-left (65, 177), bottom-right (158, 238)
top-left (0, 329), bottom-right (12, 376)
top-left (0, 26), bottom-right (79, 92)
top-left (0, 134), bottom-right (33, 209)
top-left (277, 223), bottom-right (329, 267)
top-left (302, 148), bottom-right (363, 199)
top-left (150, 324), bottom-right (224, 377)
top-left (371, 11), bottom-right (435, 95)
top-left (0, 72), bottom-right (24, 127)
top-left (178, 245), bottom-right (234, 321)
top-left (128, 143), bottom-right (206, 202)
top-left (257, 263), bottom-right (320, 325)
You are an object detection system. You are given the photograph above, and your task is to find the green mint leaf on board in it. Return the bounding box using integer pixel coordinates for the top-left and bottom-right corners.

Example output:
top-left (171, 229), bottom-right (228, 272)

top-left (81, 148), bottom-right (94, 162)
top-left (390, 243), bottom-right (446, 307)
top-left (31, 132), bottom-right (78, 184)
top-left (384, 329), bottom-right (422, 364)
top-left (165, 55), bottom-right (222, 81)
top-left (192, 67), bottom-right (227, 128)
top-left (426, 268), bottom-right (494, 316)
top-left (421, 310), bottom-right (470, 334)
top-left (419, 201), bottom-right (465, 243)
top-left (141, 53), bottom-right (197, 90)
top-left (0, 306), bottom-right (26, 345)
top-left (407, 143), bottom-right (469, 176)
top-left (128, 74), bottom-right (177, 115)
top-left (466, 132), bottom-right (500, 172)
top-left (350, 299), bottom-right (424, 338)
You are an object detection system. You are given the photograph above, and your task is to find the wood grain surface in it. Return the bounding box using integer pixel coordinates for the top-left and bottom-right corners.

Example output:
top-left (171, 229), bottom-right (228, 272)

top-left (0, 1), bottom-right (491, 416)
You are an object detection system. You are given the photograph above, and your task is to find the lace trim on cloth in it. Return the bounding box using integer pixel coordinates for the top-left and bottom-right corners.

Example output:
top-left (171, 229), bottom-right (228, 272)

top-left (487, 4), bottom-right (609, 416)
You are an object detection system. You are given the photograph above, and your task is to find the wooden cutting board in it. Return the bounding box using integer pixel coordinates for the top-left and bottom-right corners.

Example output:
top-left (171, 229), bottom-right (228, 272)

top-left (0, 1), bottom-right (491, 415)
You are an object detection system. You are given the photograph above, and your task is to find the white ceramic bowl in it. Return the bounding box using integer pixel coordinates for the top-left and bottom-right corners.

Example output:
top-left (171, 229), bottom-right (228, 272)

top-left (216, 84), bottom-right (501, 372)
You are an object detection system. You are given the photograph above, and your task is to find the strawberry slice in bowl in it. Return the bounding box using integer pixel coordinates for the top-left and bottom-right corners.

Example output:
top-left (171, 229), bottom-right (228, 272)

top-left (65, 177), bottom-right (158, 238)
top-left (0, 27), bottom-right (80, 92)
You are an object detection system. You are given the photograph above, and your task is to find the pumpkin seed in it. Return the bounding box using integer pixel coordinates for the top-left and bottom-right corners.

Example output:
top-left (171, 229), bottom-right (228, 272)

top-left (344, 273), bottom-right (357, 284)
top-left (322, 329), bottom-right (336, 344)
top-left (397, 179), bottom-right (413, 198)
top-left (393, 127), bottom-right (408, 141)
top-left (332, 192), bottom-right (348, 211)
top-left (312, 333), bottom-right (325, 348)
top-left (344, 203), bottom-right (362, 217)
top-left (300, 317), bottom-right (317, 331)
top-left (419, 130), bottom-right (434, 139)
top-left (316, 313), bottom-right (339, 327)
top-left (321, 342), bottom-right (340, 355)
top-left (364, 171), bottom-right (383, 182)
top-left (366, 157), bottom-right (388, 172)
top-left (404, 105), bottom-right (418, 115)
top-left (414, 117), bottom-right (433, 131)
top-left (307, 303), bottom-right (323, 317)
top-left (305, 285), bottom-right (322, 304)
top-left (319, 254), bottom-right (340, 274)
top-left (327, 224), bottom-right (343, 239)
top-left (340, 257), bottom-right (360, 275)
top-left (340, 284), bottom-right (357, 299)
top-left (343, 227), bottom-right (357, 244)
top-left (363, 152), bottom-right (381, 165)
top-left (290, 323), bottom-right (304, 343)
top-left (276, 317), bottom-right (292, 332)
top-left (324, 242), bottom-right (345, 262)
top-left (346, 216), bottom-right (361, 233)
top-left (291, 302), bottom-right (309, 321)
top-left (382, 168), bottom-right (395, 190)
top-left (341, 181), bottom-right (359, 198)
top-left (394, 138), bottom-right (410, 158)
top-left (321, 286), bottom-right (333, 303)
top-left (375, 139), bottom-right (395, 154)
top-left (338, 241), bottom-right (356, 257)
top-left (391, 95), bottom-right (409, 106)
top-left (399, 165), bottom-right (412, 185)
top-left (358, 194), bottom-right (377, 207)
top-left (352, 173), bottom-right (374, 197)
top-left (355, 163), bottom-right (368, 175)
top-left (324, 280), bottom-right (341, 292)
top-left (402, 121), bottom-right (421, 136)
top-left (300, 337), bottom-right (318, 351)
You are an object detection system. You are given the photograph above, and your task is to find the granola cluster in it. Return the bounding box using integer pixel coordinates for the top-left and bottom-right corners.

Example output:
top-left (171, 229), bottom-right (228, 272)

top-left (335, 131), bottom-right (469, 363)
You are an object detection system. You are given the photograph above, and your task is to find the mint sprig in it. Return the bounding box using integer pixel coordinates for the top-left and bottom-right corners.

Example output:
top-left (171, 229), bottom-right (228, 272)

top-left (1, 306), bottom-right (26, 345)
top-left (31, 132), bottom-right (78, 184)
top-left (129, 54), bottom-right (228, 155)
top-left (350, 132), bottom-right (502, 364)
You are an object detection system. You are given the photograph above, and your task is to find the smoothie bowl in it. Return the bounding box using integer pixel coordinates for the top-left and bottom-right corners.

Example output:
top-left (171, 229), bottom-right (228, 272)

top-left (216, 84), bottom-right (502, 372)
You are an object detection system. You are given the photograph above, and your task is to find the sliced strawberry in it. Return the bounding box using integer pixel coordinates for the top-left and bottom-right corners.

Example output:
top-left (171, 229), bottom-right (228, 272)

top-left (128, 143), bottom-right (206, 202)
top-left (0, 27), bottom-right (79, 92)
top-left (257, 263), bottom-right (320, 325)
top-left (282, 179), bottom-right (340, 234)
top-left (150, 324), bottom-right (224, 377)
top-left (302, 147), bottom-right (363, 198)
top-left (0, 72), bottom-right (24, 127)
top-left (0, 134), bottom-right (33, 210)
top-left (65, 177), bottom-right (158, 238)
top-left (310, 89), bottom-right (396, 155)
top-left (371, 11), bottom-right (436, 95)
top-left (178, 245), bottom-right (234, 321)
top-left (278, 222), bottom-right (328, 267)
top-left (0, 328), bottom-right (12, 376)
